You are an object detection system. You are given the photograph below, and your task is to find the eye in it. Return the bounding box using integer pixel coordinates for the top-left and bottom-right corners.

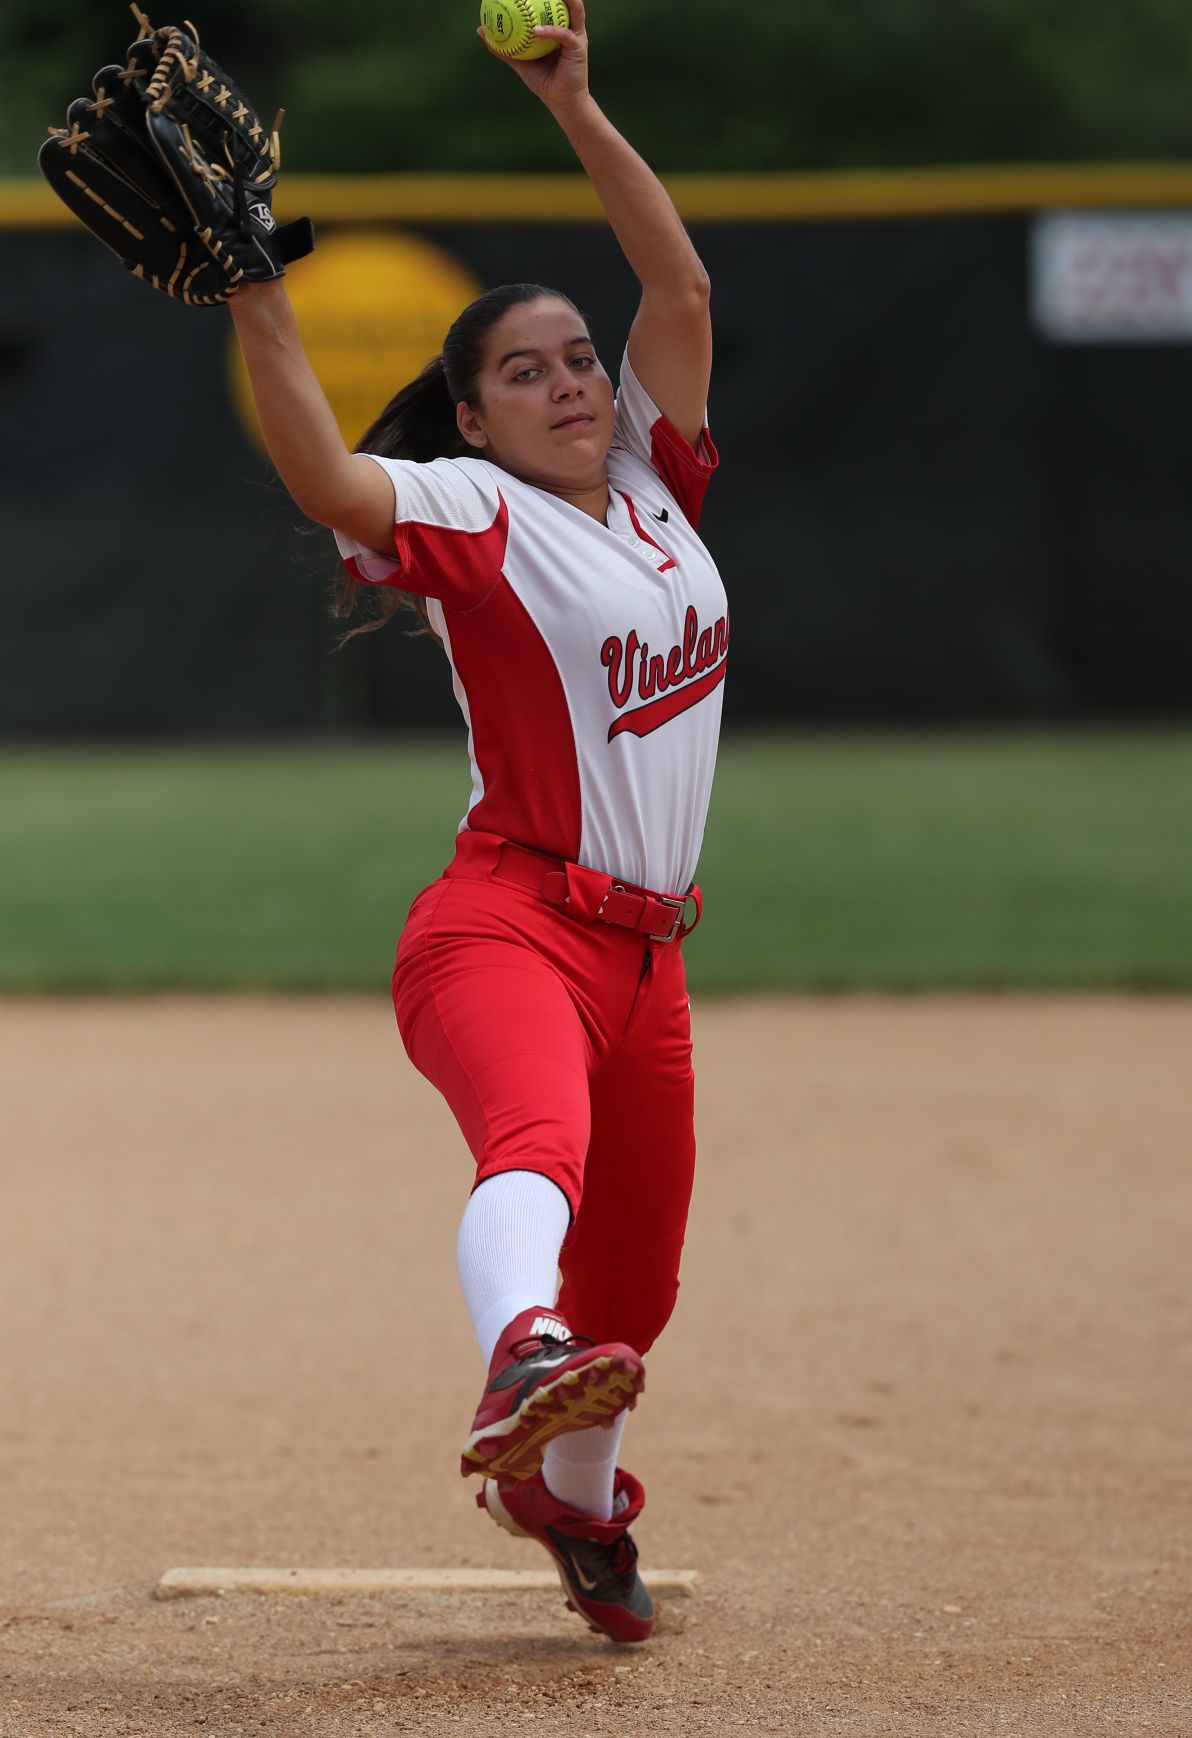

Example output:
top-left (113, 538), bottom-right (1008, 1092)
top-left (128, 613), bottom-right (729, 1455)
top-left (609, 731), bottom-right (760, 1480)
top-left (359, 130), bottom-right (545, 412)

top-left (512, 366), bottom-right (541, 382)
top-left (571, 354), bottom-right (596, 369)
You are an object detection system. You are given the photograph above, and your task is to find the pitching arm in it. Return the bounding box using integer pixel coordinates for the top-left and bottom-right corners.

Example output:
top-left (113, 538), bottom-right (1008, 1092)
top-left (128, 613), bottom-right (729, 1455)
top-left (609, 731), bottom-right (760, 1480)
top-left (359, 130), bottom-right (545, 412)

top-left (485, 0), bottom-right (712, 450)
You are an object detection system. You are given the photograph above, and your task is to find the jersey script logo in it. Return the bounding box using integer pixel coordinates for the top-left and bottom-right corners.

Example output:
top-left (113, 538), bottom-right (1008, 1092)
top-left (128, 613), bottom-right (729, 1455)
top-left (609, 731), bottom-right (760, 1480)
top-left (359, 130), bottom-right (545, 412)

top-left (601, 604), bottom-right (729, 741)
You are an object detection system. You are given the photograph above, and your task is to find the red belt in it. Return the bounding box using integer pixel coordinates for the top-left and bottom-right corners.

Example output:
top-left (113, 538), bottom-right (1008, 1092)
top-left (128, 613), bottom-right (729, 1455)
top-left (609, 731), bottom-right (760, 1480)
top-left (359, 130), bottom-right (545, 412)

top-left (490, 841), bottom-right (702, 945)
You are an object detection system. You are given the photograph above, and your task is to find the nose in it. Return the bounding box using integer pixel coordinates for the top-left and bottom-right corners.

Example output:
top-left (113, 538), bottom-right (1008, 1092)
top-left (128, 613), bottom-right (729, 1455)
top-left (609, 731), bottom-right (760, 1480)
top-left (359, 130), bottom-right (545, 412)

top-left (551, 363), bottom-right (581, 398)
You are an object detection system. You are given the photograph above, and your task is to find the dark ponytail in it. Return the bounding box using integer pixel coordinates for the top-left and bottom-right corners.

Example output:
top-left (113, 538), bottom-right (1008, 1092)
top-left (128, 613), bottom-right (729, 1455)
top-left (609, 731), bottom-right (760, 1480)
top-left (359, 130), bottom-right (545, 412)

top-left (334, 283), bottom-right (579, 644)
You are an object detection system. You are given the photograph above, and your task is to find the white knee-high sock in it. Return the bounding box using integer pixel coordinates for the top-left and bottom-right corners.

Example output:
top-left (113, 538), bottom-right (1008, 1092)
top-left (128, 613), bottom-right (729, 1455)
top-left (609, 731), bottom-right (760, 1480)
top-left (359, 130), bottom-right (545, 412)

top-left (543, 1412), bottom-right (628, 1522)
top-left (456, 1170), bottom-right (571, 1365)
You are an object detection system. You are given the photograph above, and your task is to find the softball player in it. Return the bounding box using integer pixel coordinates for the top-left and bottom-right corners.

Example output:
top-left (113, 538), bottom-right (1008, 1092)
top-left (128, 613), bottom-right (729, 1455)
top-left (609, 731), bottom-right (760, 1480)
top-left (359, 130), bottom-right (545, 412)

top-left (230, 0), bottom-right (725, 1644)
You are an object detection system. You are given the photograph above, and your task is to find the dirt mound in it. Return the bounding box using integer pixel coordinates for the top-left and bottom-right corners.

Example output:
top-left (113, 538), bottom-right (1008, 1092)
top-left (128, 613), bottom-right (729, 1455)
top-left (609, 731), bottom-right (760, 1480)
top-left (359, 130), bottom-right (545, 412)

top-left (2, 996), bottom-right (1189, 1735)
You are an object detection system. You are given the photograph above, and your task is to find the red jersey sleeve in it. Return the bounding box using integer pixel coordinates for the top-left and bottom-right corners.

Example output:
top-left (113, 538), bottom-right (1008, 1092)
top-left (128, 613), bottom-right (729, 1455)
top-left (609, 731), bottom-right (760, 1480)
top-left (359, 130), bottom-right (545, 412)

top-left (611, 348), bottom-right (719, 530)
top-left (333, 456), bottom-right (508, 610)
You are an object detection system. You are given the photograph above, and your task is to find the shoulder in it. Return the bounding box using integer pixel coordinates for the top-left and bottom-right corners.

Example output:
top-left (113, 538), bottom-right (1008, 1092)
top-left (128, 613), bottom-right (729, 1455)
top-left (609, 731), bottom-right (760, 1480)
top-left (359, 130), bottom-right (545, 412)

top-left (359, 453), bottom-right (504, 531)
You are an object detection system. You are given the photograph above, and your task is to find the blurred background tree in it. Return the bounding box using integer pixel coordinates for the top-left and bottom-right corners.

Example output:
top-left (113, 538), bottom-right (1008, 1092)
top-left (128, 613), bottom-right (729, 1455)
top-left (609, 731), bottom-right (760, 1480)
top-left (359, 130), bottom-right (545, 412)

top-left (4, 0), bottom-right (1192, 176)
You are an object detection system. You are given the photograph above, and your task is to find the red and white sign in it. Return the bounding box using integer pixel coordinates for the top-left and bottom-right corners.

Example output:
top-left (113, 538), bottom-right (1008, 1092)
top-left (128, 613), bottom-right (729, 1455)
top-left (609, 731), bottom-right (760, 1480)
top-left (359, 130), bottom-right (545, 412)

top-left (1031, 212), bottom-right (1192, 342)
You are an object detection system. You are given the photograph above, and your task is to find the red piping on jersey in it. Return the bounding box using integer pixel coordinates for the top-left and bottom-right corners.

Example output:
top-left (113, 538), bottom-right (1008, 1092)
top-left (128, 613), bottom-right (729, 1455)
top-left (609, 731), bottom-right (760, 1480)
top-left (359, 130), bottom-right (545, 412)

top-left (620, 492), bottom-right (677, 573)
top-left (608, 658), bottom-right (727, 741)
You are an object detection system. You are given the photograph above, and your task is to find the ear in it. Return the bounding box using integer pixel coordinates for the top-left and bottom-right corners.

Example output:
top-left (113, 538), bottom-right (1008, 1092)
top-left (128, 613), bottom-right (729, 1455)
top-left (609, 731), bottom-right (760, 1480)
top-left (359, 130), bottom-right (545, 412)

top-left (456, 401), bottom-right (488, 451)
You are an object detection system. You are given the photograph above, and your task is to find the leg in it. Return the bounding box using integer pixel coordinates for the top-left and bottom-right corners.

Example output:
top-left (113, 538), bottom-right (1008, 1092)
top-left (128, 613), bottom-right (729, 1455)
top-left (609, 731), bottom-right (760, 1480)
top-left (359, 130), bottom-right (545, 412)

top-left (394, 879), bottom-right (596, 1218)
top-left (557, 940), bottom-right (697, 1354)
top-left (546, 943), bottom-right (696, 1517)
top-left (456, 1170), bottom-right (571, 1364)
top-left (393, 877), bottom-right (645, 1480)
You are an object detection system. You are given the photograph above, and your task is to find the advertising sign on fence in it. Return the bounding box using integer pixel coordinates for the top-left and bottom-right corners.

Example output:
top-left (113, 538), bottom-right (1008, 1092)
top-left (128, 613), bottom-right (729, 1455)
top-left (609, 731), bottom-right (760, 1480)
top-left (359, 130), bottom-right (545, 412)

top-left (1032, 212), bottom-right (1192, 342)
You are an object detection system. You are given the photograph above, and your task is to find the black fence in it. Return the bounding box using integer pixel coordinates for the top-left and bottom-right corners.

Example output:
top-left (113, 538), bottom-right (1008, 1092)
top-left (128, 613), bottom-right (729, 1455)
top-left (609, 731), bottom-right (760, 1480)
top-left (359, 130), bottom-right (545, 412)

top-left (3, 201), bottom-right (1191, 735)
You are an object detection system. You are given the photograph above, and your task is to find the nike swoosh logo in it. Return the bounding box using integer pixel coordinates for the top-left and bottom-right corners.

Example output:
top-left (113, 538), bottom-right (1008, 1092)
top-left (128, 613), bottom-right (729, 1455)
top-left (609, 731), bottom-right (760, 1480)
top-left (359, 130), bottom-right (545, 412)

top-left (567, 1551), bottom-right (601, 1593)
top-left (652, 508), bottom-right (669, 523)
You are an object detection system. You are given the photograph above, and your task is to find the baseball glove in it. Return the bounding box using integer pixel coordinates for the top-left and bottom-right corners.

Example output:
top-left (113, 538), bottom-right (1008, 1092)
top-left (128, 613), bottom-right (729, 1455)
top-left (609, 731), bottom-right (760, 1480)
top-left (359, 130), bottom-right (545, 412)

top-left (37, 5), bottom-right (314, 306)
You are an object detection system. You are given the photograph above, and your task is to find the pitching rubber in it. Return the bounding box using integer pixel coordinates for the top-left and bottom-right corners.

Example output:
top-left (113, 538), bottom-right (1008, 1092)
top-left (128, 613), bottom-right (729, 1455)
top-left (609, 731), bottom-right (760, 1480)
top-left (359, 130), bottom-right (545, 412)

top-left (156, 1565), bottom-right (700, 1598)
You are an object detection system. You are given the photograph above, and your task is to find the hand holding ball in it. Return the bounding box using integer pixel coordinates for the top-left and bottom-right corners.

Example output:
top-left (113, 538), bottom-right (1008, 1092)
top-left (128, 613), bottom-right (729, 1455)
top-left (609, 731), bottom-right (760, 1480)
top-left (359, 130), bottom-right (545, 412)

top-left (480, 0), bottom-right (571, 60)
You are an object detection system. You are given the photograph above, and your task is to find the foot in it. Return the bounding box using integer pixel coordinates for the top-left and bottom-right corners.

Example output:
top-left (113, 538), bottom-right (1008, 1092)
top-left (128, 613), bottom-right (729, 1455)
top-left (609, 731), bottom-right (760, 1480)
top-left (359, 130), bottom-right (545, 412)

top-left (478, 1467), bottom-right (654, 1644)
top-left (460, 1307), bottom-right (644, 1482)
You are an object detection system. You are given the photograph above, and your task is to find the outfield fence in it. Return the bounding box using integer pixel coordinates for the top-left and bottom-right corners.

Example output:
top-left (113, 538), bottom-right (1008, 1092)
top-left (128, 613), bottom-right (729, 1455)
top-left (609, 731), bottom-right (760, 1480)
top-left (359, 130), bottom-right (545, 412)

top-left (3, 166), bottom-right (1191, 736)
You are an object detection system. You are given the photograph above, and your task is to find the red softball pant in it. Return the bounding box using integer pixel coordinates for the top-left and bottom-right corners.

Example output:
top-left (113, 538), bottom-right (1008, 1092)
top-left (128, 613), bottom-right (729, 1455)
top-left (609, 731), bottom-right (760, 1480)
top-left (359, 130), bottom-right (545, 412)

top-left (392, 830), bottom-right (697, 1356)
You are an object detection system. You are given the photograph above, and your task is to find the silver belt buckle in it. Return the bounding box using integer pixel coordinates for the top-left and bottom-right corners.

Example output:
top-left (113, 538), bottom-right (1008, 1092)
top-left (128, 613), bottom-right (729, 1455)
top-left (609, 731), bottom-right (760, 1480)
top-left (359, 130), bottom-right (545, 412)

top-left (650, 894), bottom-right (687, 944)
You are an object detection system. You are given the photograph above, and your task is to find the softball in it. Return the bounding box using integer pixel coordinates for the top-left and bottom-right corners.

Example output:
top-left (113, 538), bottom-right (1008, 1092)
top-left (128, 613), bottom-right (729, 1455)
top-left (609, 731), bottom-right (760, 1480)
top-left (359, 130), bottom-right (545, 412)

top-left (480, 0), bottom-right (570, 60)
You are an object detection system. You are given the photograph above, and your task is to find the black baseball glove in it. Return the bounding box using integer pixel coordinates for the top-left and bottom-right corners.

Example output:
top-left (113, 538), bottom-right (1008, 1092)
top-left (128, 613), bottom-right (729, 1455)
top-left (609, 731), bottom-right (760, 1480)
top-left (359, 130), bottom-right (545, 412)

top-left (38, 5), bottom-right (314, 306)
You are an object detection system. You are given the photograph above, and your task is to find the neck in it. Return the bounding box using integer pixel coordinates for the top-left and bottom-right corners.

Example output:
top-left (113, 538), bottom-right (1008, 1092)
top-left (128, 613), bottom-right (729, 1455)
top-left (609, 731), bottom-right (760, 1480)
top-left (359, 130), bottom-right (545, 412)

top-left (546, 479), bottom-right (611, 523)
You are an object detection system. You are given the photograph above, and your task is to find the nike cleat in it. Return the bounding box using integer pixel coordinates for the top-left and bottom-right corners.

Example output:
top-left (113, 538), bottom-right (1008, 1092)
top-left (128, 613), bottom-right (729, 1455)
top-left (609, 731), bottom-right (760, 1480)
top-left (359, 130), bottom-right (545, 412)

top-left (460, 1307), bottom-right (644, 1483)
top-left (478, 1467), bottom-right (654, 1644)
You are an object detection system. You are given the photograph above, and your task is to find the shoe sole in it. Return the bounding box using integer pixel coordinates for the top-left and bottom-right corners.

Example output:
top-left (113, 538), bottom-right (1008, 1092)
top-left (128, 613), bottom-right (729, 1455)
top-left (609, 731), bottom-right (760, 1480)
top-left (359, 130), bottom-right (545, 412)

top-left (460, 1353), bottom-right (643, 1482)
top-left (480, 1483), bottom-right (652, 1645)
top-left (561, 1586), bottom-right (652, 1646)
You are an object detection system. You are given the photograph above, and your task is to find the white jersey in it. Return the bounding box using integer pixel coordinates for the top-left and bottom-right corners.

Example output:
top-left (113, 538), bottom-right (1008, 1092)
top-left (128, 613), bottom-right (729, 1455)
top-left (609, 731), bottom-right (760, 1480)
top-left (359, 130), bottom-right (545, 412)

top-left (335, 350), bottom-right (727, 896)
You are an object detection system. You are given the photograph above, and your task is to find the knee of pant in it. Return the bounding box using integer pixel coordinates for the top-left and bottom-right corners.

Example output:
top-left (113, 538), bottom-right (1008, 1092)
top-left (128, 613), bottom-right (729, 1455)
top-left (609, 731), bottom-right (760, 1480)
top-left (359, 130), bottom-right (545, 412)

top-left (561, 1268), bottom-right (680, 1357)
top-left (624, 1276), bottom-right (680, 1357)
top-left (476, 1113), bottom-right (588, 1215)
top-left (475, 1155), bottom-right (582, 1222)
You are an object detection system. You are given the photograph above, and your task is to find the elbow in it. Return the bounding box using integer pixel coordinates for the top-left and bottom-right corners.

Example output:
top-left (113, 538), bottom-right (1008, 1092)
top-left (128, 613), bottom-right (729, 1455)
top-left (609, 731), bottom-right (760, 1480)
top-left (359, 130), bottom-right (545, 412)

top-left (655, 267), bottom-right (711, 308)
top-left (677, 269), bottom-right (715, 314)
top-left (670, 268), bottom-right (710, 306)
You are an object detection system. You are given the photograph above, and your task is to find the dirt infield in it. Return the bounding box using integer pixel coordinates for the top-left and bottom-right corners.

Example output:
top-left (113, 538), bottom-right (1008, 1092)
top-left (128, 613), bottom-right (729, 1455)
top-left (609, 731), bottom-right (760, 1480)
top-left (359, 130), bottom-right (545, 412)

top-left (2, 996), bottom-right (1189, 1737)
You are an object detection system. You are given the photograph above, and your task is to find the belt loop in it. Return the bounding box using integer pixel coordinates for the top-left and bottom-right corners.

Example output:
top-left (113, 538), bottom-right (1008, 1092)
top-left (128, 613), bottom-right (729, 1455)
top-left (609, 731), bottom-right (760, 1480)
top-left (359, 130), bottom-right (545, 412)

top-left (560, 860), bottom-right (613, 921)
top-left (447, 830), bottom-right (505, 879)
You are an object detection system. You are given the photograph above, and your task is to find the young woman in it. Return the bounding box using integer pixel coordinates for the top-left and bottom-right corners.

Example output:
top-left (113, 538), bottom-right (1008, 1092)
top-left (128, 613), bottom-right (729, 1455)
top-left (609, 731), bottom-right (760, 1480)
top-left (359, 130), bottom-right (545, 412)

top-left (229, 1), bottom-right (726, 1644)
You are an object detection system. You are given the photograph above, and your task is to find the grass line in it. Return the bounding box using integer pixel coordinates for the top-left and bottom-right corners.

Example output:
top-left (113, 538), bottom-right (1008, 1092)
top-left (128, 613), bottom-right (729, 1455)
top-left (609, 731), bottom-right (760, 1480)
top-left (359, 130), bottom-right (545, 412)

top-left (3, 734), bottom-right (1192, 992)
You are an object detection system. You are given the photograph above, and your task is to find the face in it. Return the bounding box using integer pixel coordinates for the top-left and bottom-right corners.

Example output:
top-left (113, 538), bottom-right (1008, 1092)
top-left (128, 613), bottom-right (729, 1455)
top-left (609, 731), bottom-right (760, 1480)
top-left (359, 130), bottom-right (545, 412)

top-left (456, 297), bottom-right (615, 491)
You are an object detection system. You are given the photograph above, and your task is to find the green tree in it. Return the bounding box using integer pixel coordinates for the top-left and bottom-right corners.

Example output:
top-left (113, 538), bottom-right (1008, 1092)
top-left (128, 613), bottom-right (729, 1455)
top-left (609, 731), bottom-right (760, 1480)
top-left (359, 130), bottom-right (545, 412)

top-left (6, 0), bottom-right (1192, 176)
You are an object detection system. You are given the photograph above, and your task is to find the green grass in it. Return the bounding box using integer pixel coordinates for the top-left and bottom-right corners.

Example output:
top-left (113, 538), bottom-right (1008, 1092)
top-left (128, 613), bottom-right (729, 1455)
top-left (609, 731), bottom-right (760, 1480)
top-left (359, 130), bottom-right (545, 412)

top-left (4, 734), bottom-right (1192, 992)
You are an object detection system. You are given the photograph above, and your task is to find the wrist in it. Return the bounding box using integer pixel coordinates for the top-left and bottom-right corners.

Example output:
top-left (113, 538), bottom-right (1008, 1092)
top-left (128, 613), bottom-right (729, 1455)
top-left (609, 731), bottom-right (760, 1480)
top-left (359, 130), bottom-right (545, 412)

top-left (228, 278), bottom-right (290, 322)
top-left (545, 90), bottom-right (601, 131)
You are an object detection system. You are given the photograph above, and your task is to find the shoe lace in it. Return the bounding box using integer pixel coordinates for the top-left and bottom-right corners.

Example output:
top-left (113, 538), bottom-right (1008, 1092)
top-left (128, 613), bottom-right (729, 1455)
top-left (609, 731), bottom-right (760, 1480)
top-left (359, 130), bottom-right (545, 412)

top-left (509, 1332), bottom-right (594, 1361)
top-left (607, 1529), bottom-right (639, 1587)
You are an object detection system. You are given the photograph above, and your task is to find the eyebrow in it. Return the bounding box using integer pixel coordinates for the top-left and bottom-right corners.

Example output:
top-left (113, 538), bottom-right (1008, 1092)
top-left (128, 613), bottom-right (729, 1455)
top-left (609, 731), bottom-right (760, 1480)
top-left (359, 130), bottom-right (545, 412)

top-left (497, 336), bottom-right (593, 369)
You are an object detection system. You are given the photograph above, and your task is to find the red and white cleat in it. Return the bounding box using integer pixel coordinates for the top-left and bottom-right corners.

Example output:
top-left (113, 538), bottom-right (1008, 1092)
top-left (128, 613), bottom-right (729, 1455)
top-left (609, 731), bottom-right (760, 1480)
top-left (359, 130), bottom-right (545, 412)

top-left (478, 1467), bottom-right (654, 1644)
top-left (459, 1307), bottom-right (644, 1483)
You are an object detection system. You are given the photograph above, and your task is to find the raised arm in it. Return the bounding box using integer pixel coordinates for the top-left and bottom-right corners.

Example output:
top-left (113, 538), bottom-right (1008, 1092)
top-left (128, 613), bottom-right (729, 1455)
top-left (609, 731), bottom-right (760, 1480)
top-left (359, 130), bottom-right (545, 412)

top-left (487, 0), bottom-right (712, 448)
top-left (228, 281), bottom-right (396, 551)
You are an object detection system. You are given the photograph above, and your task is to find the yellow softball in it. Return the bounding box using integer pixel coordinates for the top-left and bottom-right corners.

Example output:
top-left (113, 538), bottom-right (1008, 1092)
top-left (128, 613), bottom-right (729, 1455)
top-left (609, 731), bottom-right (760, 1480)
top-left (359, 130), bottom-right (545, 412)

top-left (480, 0), bottom-right (570, 60)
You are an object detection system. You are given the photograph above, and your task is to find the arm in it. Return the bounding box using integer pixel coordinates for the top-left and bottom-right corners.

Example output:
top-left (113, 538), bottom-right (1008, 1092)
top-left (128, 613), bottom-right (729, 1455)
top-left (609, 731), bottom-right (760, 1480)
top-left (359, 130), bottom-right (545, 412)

top-left (228, 280), bottom-right (396, 551)
top-left (487, 0), bottom-right (712, 448)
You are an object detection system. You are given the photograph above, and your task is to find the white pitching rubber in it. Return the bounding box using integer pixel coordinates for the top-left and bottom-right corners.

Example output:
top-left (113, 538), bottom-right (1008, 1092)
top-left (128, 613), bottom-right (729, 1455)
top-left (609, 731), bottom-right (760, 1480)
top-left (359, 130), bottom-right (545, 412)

top-left (156, 1565), bottom-right (700, 1599)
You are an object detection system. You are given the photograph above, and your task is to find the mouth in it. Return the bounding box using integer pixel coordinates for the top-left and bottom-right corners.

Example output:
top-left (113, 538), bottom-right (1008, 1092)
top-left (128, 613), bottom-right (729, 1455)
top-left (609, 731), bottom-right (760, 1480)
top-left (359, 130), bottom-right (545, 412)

top-left (550, 413), bottom-right (595, 431)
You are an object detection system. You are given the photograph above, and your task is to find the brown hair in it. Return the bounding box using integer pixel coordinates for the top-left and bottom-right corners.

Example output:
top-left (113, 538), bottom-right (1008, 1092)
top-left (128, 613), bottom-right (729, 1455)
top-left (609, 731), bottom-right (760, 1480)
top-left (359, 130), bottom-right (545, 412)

top-left (334, 282), bottom-right (580, 643)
